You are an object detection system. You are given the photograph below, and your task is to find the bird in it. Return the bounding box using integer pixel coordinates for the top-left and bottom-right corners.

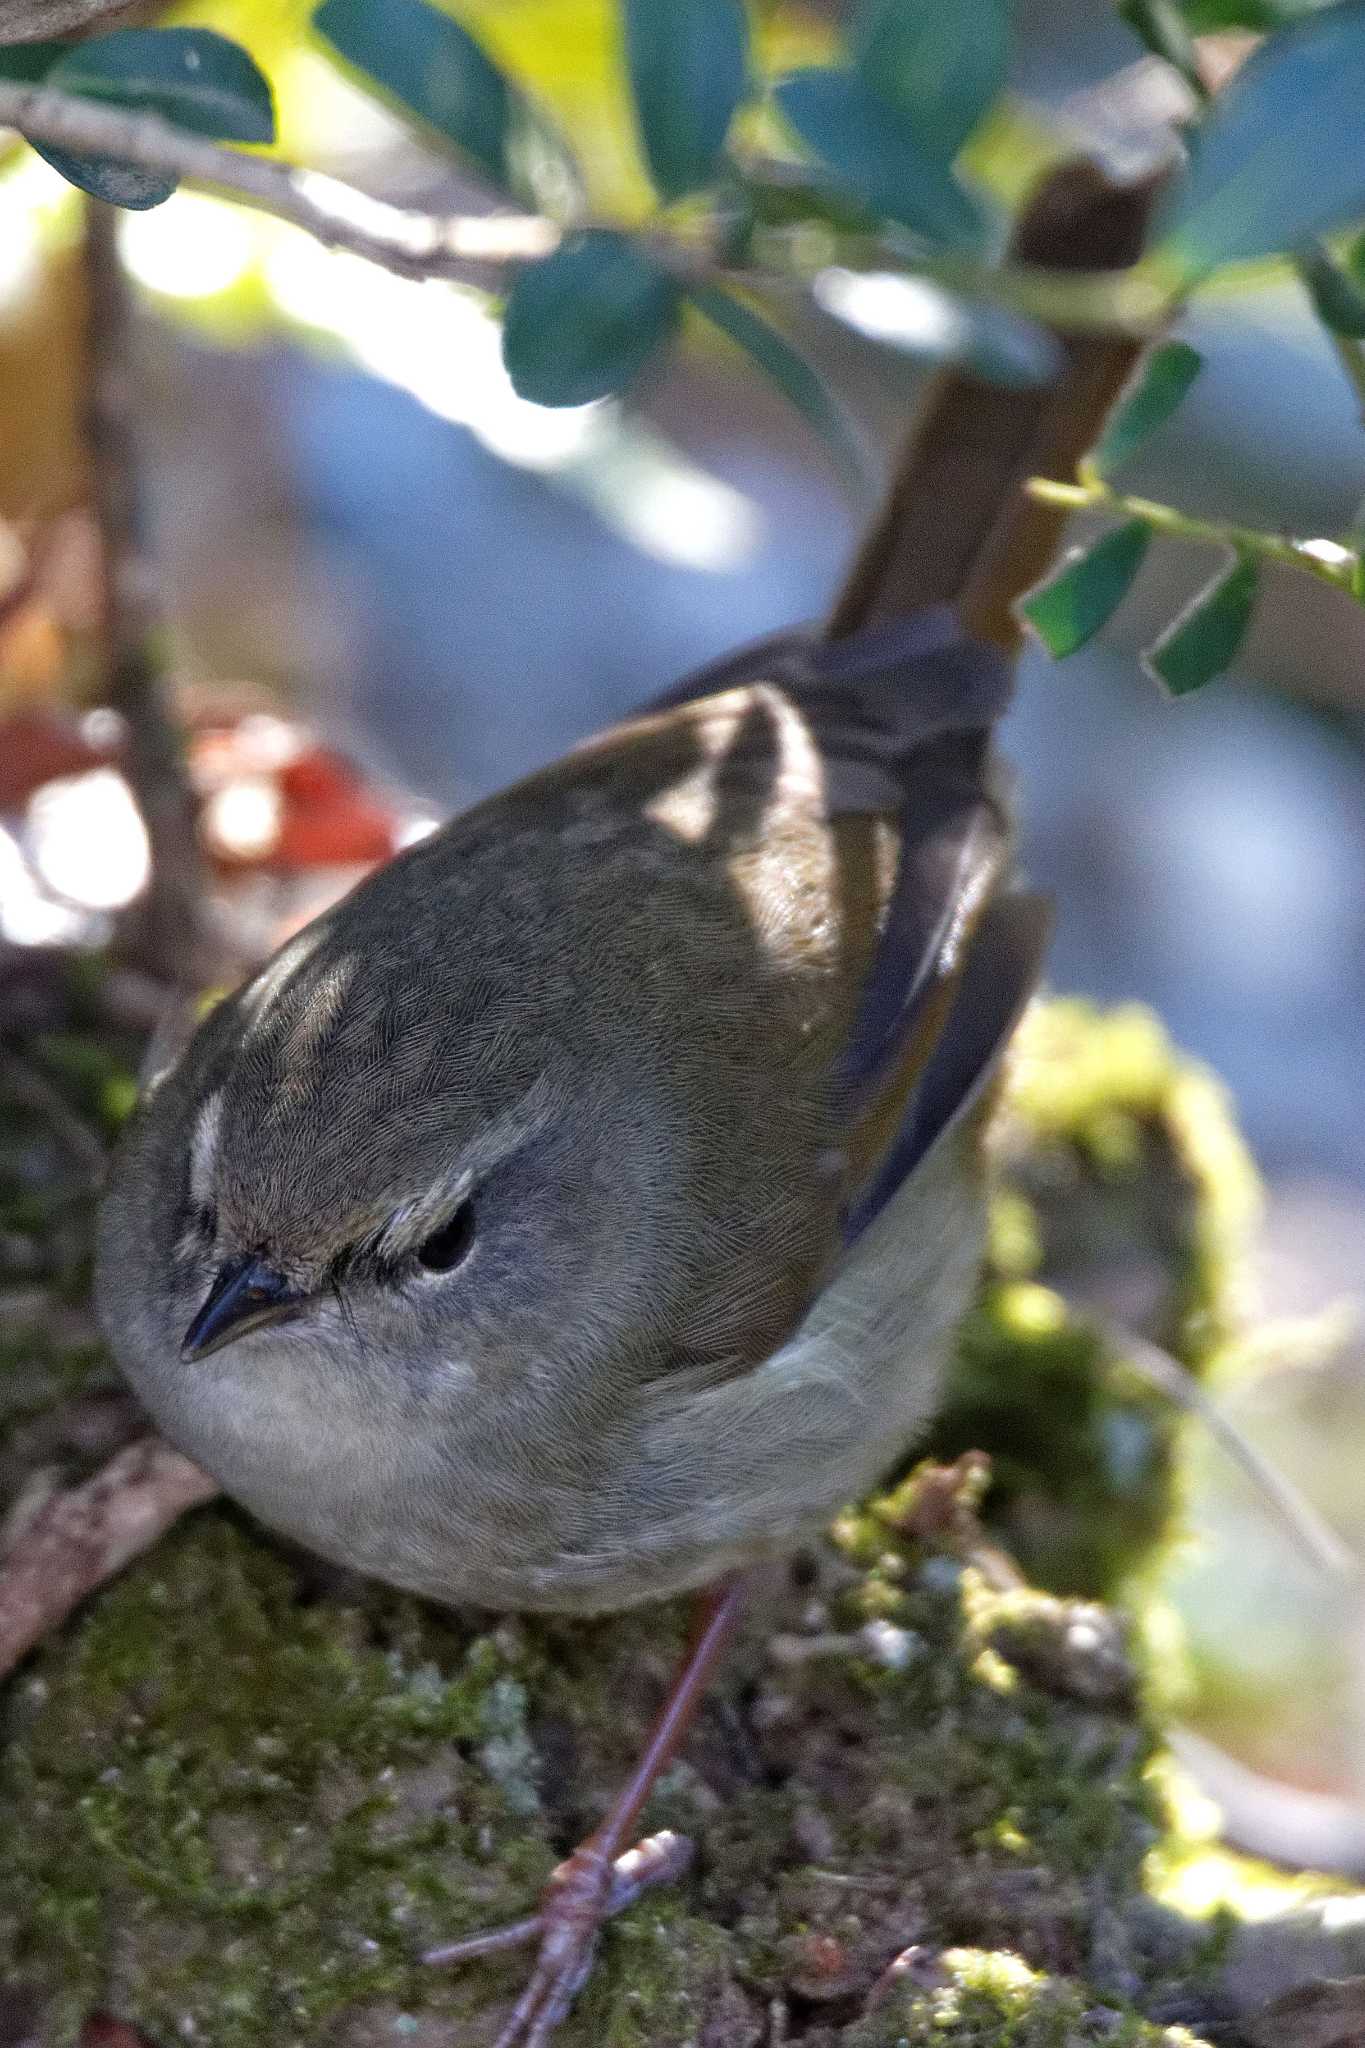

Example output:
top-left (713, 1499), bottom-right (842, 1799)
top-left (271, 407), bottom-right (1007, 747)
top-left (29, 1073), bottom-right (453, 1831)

top-left (96, 159), bottom-right (1153, 2048)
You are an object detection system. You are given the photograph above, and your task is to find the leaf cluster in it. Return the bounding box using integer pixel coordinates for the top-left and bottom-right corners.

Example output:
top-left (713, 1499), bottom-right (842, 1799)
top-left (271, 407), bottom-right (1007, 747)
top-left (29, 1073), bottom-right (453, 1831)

top-left (10, 0), bottom-right (1365, 690)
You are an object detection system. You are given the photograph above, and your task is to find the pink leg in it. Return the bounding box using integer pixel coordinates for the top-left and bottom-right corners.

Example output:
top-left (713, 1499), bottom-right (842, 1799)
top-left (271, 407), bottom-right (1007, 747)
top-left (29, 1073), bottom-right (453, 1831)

top-left (425, 1577), bottom-right (746, 2048)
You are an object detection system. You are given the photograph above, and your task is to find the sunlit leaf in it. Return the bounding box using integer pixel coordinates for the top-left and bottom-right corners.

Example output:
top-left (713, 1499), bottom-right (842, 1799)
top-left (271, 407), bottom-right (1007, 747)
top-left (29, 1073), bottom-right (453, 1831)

top-left (313, 0), bottom-right (577, 209)
top-left (775, 67), bottom-right (986, 249)
top-left (853, 0), bottom-right (1008, 162)
top-left (623, 0), bottom-right (748, 202)
top-left (1153, 3), bottom-right (1365, 281)
top-left (690, 283), bottom-right (869, 498)
top-left (33, 28), bottom-right (275, 210)
top-left (1020, 520), bottom-right (1151, 656)
top-left (1088, 341), bottom-right (1202, 477)
top-left (1144, 553), bottom-right (1258, 693)
top-left (1298, 244), bottom-right (1365, 337)
top-left (501, 230), bottom-right (679, 406)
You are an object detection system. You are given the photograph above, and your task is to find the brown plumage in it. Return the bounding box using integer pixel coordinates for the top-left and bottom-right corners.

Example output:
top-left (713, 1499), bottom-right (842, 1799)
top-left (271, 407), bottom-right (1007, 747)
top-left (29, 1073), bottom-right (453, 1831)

top-left (97, 163), bottom-right (1152, 1617)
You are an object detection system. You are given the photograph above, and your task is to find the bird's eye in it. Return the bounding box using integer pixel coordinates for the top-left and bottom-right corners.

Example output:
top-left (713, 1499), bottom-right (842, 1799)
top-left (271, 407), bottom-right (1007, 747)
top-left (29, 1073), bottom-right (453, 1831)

top-left (415, 1199), bottom-right (476, 1274)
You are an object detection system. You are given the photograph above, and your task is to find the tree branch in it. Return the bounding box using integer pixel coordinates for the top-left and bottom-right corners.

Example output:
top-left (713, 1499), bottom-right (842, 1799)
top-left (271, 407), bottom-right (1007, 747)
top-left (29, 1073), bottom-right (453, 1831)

top-left (0, 1434), bottom-right (219, 1679)
top-left (0, 81), bottom-right (1170, 333)
top-left (83, 197), bottom-right (212, 986)
top-left (0, 0), bottom-right (152, 41)
top-left (0, 79), bottom-right (560, 289)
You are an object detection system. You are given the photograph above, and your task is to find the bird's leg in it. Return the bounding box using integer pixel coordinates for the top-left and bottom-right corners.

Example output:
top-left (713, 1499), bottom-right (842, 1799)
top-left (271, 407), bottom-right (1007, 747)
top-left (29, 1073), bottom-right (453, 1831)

top-left (425, 1576), bottom-right (746, 2048)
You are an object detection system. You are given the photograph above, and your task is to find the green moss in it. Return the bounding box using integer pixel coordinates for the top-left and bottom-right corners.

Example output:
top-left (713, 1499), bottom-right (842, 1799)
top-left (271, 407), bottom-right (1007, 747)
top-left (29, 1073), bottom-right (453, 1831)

top-left (0, 1497), bottom-right (1194, 2044)
top-left (0, 1516), bottom-right (560, 2043)
top-left (0, 997), bottom-right (1343, 2043)
top-left (928, 1001), bottom-right (1262, 1600)
top-left (843, 1948), bottom-right (1211, 2047)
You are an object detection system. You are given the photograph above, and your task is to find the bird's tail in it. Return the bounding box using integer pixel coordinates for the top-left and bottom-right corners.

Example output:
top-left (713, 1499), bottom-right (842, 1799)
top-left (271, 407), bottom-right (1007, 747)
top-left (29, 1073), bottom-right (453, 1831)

top-left (828, 160), bottom-right (1156, 651)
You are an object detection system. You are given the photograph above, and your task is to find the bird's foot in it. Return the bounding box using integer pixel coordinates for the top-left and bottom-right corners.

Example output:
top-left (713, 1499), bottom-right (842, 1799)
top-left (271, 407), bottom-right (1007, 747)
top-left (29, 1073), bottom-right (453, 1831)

top-left (424, 1828), bottom-right (694, 2048)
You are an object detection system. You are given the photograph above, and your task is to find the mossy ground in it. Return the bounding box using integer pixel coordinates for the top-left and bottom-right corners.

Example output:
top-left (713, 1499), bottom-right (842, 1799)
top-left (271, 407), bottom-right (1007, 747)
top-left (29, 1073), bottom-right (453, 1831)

top-left (0, 995), bottom-right (1347, 2045)
top-left (1, 1493), bottom-right (1213, 2046)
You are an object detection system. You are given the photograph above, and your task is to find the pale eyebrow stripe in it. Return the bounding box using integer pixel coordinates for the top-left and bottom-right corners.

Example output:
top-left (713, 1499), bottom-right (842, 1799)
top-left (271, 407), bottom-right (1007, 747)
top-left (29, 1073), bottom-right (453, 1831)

top-left (188, 1090), bottom-right (224, 1207)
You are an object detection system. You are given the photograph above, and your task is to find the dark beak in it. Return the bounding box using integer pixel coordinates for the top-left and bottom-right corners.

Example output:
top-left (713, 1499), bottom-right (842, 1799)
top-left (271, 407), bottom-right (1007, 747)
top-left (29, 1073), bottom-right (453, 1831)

top-left (181, 1255), bottom-right (300, 1362)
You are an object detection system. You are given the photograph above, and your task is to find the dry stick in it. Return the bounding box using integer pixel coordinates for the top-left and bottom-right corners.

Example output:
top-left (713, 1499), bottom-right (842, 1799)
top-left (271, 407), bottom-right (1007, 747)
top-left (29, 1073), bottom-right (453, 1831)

top-left (83, 198), bottom-right (208, 987)
top-left (0, 1435), bottom-right (219, 1679)
top-left (0, 81), bottom-right (556, 290)
top-left (0, 85), bottom-right (1167, 334)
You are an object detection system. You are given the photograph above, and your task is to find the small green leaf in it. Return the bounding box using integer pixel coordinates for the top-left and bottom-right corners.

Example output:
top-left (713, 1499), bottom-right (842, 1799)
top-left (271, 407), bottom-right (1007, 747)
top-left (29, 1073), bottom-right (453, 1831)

top-left (1088, 341), bottom-right (1202, 477)
top-left (313, 0), bottom-right (577, 209)
top-left (1020, 520), bottom-right (1151, 656)
top-left (50, 28), bottom-right (274, 137)
top-left (623, 0), bottom-right (748, 202)
top-left (1117, 0), bottom-right (1205, 94)
top-left (775, 67), bottom-right (986, 249)
top-left (33, 28), bottom-right (275, 210)
top-left (33, 150), bottom-right (178, 209)
top-left (853, 0), bottom-right (1008, 162)
top-left (1153, 3), bottom-right (1365, 282)
top-left (690, 283), bottom-right (869, 498)
top-left (1144, 553), bottom-right (1258, 694)
top-left (1299, 244), bottom-right (1365, 336)
top-left (501, 230), bottom-right (680, 407)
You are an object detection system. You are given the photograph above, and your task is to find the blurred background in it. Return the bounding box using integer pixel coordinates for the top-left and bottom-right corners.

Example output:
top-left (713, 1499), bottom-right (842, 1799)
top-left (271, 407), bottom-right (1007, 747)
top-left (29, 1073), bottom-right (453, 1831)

top-left (3, 0), bottom-right (1365, 1867)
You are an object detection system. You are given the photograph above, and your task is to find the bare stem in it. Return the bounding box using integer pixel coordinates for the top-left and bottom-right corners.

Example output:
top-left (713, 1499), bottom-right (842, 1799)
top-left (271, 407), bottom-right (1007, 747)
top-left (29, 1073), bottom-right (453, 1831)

top-left (0, 1434), bottom-right (219, 1679)
top-left (0, 80), bottom-right (559, 288)
top-left (83, 198), bottom-right (211, 986)
top-left (1028, 474), bottom-right (1362, 593)
top-left (0, 82), bottom-right (1175, 334)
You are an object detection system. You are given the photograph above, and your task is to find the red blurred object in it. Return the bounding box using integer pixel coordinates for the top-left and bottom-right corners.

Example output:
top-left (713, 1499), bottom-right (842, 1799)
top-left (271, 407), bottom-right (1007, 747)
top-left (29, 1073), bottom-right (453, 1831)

top-left (197, 735), bottom-right (399, 875)
top-left (277, 746), bottom-right (356, 808)
top-left (271, 792), bottom-right (396, 869)
top-left (0, 709), bottom-right (116, 808)
top-left (80, 2017), bottom-right (151, 2048)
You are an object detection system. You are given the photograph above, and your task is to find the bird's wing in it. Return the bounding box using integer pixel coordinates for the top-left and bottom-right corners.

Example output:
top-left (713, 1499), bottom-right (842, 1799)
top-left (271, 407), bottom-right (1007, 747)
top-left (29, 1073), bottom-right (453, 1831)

top-left (841, 887), bottom-right (1050, 1244)
top-left (626, 604), bottom-right (1034, 1346)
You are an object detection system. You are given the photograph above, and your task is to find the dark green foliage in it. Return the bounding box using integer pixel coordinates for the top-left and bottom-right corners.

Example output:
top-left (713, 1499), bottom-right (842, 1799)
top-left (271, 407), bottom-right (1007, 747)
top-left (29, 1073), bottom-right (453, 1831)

top-left (1145, 554), bottom-right (1260, 694)
top-left (1299, 243), bottom-right (1365, 337)
top-left (28, 28), bottom-right (274, 209)
top-left (501, 230), bottom-right (680, 406)
top-left (1154, 1), bottom-right (1365, 279)
top-left (622, 0), bottom-right (749, 201)
top-left (1088, 343), bottom-right (1203, 479)
top-left (313, 0), bottom-right (578, 210)
top-left (775, 67), bottom-right (986, 248)
top-left (1020, 521), bottom-right (1152, 656)
top-left (690, 284), bottom-right (869, 495)
top-left (853, 0), bottom-right (1010, 162)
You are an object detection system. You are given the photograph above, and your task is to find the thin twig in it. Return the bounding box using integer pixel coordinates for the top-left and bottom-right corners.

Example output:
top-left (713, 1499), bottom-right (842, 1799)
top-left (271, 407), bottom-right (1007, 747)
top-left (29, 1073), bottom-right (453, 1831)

top-left (83, 197), bottom-right (208, 986)
top-left (0, 80), bottom-right (559, 289)
top-left (0, 82), bottom-right (1174, 333)
top-left (1094, 1315), bottom-right (1359, 1583)
top-left (1028, 474), bottom-right (1361, 592)
top-left (0, 1433), bottom-right (219, 1679)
